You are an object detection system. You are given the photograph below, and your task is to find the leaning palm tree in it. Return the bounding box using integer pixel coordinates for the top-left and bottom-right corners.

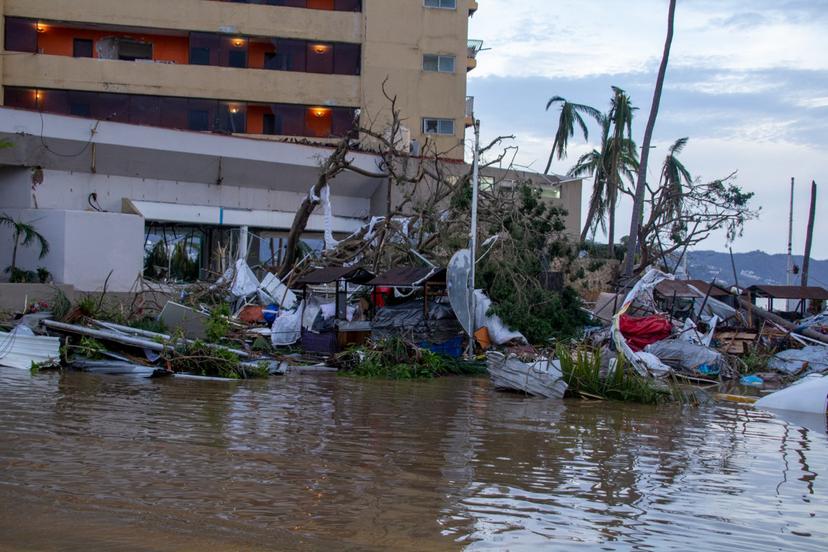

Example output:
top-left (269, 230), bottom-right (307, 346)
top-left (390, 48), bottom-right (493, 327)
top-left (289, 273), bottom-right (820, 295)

top-left (543, 96), bottom-right (602, 175)
top-left (0, 213), bottom-right (50, 281)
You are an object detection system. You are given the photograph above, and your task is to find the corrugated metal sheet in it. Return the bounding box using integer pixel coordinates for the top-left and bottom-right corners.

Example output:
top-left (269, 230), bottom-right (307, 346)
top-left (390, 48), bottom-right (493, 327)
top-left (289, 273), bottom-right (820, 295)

top-left (684, 280), bottom-right (732, 298)
top-left (655, 280), bottom-right (706, 298)
top-left (0, 330), bottom-right (61, 370)
top-left (746, 285), bottom-right (828, 300)
top-left (367, 267), bottom-right (446, 287)
top-left (295, 267), bottom-right (374, 285)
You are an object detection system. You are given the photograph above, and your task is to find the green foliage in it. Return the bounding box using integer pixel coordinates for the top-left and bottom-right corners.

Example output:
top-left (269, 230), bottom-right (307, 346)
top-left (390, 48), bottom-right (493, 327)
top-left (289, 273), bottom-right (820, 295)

top-left (70, 337), bottom-right (107, 360)
top-left (1, 213), bottom-right (50, 279)
top-left (75, 295), bottom-right (101, 319)
top-left (167, 340), bottom-right (265, 379)
top-left (476, 183), bottom-right (588, 344)
top-left (557, 346), bottom-right (667, 405)
top-left (205, 304), bottom-right (231, 342)
top-left (587, 260), bottom-right (605, 272)
top-left (739, 346), bottom-right (770, 374)
top-left (170, 239), bottom-right (200, 282)
top-left (143, 240), bottom-right (169, 280)
top-left (51, 288), bottom-right (72, 321)
top-left (335, 337), bottom-right (473, 380)
top-left (128, 316), bottom-right (167, 334)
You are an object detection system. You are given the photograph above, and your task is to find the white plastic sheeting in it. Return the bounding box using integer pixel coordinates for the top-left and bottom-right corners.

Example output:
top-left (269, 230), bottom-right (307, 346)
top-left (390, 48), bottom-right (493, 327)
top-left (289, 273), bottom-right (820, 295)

top-left (227, 259), bottom-right (259, 298)
top-left (755, 374), bottom-right (828, 414)
top-left (447, 248), bottom-right (526, 345)
top-left (0, 326), bottom-right (60, 370)
top-left (321, 184), bottom-right (339, 251)
top-left (270, 302), bottom-right (304, 346)
top-left (611, 268), bottom-right (674, 377)
top-left (768, 346), bottom-right (828, 376)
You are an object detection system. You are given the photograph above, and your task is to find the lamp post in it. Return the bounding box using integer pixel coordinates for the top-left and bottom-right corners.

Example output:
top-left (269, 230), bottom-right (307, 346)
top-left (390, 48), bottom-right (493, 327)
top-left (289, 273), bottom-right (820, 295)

top-left (466, 118), bottom-right (481, 356)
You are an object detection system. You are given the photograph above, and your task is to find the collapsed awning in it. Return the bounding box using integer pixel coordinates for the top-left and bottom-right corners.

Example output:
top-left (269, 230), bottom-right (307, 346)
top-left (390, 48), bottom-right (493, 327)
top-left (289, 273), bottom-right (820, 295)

top-left (123, 198), bottom-right (364, 234)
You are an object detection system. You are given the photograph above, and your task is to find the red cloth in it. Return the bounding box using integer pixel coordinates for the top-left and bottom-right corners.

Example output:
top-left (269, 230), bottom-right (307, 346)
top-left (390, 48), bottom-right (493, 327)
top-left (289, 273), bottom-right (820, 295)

top-left (619, 314), bottom-right (672, 351)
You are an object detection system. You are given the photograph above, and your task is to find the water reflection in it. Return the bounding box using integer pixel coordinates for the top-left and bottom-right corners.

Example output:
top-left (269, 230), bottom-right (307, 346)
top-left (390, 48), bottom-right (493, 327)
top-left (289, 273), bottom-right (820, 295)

top-left (0, 369), bottom-right (826, 551)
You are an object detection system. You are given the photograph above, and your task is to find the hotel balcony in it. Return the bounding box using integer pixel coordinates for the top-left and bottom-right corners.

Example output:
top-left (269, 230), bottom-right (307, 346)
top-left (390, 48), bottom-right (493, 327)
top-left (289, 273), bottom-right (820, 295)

top-left (467, 39), bottom-right (483, 72)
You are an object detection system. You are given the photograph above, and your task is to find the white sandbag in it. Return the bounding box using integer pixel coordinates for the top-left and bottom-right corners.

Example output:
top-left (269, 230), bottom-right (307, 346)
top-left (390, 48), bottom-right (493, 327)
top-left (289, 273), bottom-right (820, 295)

top-left (754, 374), bottom-right (828, 414)
top-left (229, 259), bottom-right (259, 298)
top-left (271, 302), bottom-right (303, 346)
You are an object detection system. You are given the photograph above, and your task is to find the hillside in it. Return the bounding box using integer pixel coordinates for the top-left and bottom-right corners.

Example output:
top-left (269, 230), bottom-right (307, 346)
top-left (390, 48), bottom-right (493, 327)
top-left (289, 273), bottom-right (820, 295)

top-left (687, 250), bottom-right (828, 288)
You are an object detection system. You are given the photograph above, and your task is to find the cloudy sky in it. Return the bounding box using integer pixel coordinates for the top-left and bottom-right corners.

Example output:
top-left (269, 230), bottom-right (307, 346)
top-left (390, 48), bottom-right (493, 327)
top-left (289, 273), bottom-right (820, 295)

top-left (466, 0), bottom-right (828, 259)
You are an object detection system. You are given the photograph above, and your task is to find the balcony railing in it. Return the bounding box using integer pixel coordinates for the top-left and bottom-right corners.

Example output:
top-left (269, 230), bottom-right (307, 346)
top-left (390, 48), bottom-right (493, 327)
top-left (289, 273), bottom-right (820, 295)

top-left (466, 39), bottom-right (483, 72)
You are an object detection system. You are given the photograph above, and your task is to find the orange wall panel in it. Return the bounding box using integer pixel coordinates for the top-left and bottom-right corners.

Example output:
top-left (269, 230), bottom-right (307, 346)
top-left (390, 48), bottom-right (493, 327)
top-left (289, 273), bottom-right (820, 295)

top-left (247, 105), bottom-right (268, 135)
top-left (36, 26), bottom-right (188, 64)
top-left (307, 0), bottom-right (335, 10)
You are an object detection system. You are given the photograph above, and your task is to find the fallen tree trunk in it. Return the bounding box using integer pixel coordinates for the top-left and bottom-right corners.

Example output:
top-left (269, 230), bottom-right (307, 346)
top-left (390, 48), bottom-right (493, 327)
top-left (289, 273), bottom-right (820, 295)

top-left (736, 296), bottom-right (828, 345)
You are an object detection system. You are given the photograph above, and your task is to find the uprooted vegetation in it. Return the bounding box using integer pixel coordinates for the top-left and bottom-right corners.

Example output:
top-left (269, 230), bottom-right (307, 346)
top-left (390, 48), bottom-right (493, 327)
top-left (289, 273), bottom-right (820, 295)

top-left (557, 346), bottom-right (669, 405)
top-left (333, 337), bottom-right (486, 380)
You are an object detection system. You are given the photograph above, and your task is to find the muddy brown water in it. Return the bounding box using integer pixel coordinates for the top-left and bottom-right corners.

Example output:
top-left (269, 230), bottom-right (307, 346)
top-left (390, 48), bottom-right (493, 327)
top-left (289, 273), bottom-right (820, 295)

top-left (0, 370), bottom-right (826, 551)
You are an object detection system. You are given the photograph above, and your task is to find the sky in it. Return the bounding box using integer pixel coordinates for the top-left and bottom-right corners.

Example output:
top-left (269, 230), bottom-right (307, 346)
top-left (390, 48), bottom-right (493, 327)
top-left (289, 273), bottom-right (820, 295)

top-left (466, 0), bottom-right (828, 259)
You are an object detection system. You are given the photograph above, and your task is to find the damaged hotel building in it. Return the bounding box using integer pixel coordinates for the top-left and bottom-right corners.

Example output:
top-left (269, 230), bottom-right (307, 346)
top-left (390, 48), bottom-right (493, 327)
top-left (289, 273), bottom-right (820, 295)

top-left (0, 0), bottom-right (581, 291)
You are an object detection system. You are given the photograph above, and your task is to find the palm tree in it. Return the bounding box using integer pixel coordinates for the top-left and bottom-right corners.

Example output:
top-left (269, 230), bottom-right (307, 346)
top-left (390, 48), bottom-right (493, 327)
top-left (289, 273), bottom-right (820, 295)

top-left (543, 96), bottom-right (602, 175)
top-left (604, 87), bottom-right (637, 258)
top-left (0, 213), bottom-right (50, 281)
top-left (623, 0), bottom-right (677, 277)
top-left (658, 137), bottom-right (692, 223)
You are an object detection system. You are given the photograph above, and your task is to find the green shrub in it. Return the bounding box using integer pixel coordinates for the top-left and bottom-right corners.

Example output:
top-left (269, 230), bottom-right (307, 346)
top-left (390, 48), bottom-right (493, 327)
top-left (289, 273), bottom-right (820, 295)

top-left (557, 346), bottom-right (668, 404)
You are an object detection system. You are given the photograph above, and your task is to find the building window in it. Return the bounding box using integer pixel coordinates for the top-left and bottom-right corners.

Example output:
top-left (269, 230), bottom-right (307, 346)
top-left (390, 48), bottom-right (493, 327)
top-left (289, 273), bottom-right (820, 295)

top-left (4, 17), bottom-right (38, 53)
top-left (188, 110), bottom-right (210, 131)
top-left (306, 42), bottom-right (334, 73)
top-left (117, 39), bottom-right (153, 61)
top-left (263, 113), bottom-right (277, 135)
top-left (73, 38), bottom-right (94, 58)
top-left (333, 43), bottom-right (361, 75)
top-left (423, 54), bottom-right (455, 73)
top-left (424, 0), bottom-right (456, 8)
top-left (423, 118), bottom-right (455, 135)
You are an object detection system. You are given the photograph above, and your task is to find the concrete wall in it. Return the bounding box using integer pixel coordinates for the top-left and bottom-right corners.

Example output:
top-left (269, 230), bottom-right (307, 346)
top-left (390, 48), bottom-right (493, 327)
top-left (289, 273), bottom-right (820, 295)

top-left (362, 0), bottom-right (472, 158)
top-left (4, 54), bottom-right (360, 107)
top-left (3, 169), bottom-right (371, 219)
top-left (5, 0), bottom-right (361, 43)
top-left (0, 208), bottom-right (143, 292)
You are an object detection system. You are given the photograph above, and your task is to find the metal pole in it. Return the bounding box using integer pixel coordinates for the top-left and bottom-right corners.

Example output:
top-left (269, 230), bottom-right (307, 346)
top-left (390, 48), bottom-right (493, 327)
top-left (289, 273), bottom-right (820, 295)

top-left (786, 177), bottom-right (794, 310)
top-left (467, 118), bottom-right (481, 356)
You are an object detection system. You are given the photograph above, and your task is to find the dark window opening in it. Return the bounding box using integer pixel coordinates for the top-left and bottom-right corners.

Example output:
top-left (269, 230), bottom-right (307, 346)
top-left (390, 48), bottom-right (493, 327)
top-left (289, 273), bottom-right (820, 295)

top-left (73, 38), bottom-right (94, 58)
top-left (117, 39), bottom-right (153, 61)
top-left (4, 17), bottom-right (38, 53)
top-left (190, 47), bottom-right (210, 65)
top-left (188, 110), bottom-right (210, 131)
top-left (69, 102), bottom-right (91, 117)
top-left (263, 113), bottom-right (277, 135)
top-left (228, 49), bottom-right (247, 68)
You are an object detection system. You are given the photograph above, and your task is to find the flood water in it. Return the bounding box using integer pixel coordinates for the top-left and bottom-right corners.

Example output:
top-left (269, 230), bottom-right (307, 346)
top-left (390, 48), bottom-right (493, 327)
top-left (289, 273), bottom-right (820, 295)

top-left (1, 370), bottom-right (826, 551)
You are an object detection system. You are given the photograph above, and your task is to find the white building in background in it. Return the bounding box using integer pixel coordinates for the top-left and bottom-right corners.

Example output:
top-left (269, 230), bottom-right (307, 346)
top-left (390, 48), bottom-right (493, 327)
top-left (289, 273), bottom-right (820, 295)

top-left (0, 106), bottom-right (385, 291)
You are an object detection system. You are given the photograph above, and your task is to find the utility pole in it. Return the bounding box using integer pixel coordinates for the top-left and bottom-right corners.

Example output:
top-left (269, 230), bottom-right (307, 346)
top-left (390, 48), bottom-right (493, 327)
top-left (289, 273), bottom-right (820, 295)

top-left (466, 118), bottom-right (481, 356)
top-left (786, 177), bottom-right (794, 311)
top-left (801, 180), bottom-right (817, 287)
top-left (786, 177), bottom-right (794, 286)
